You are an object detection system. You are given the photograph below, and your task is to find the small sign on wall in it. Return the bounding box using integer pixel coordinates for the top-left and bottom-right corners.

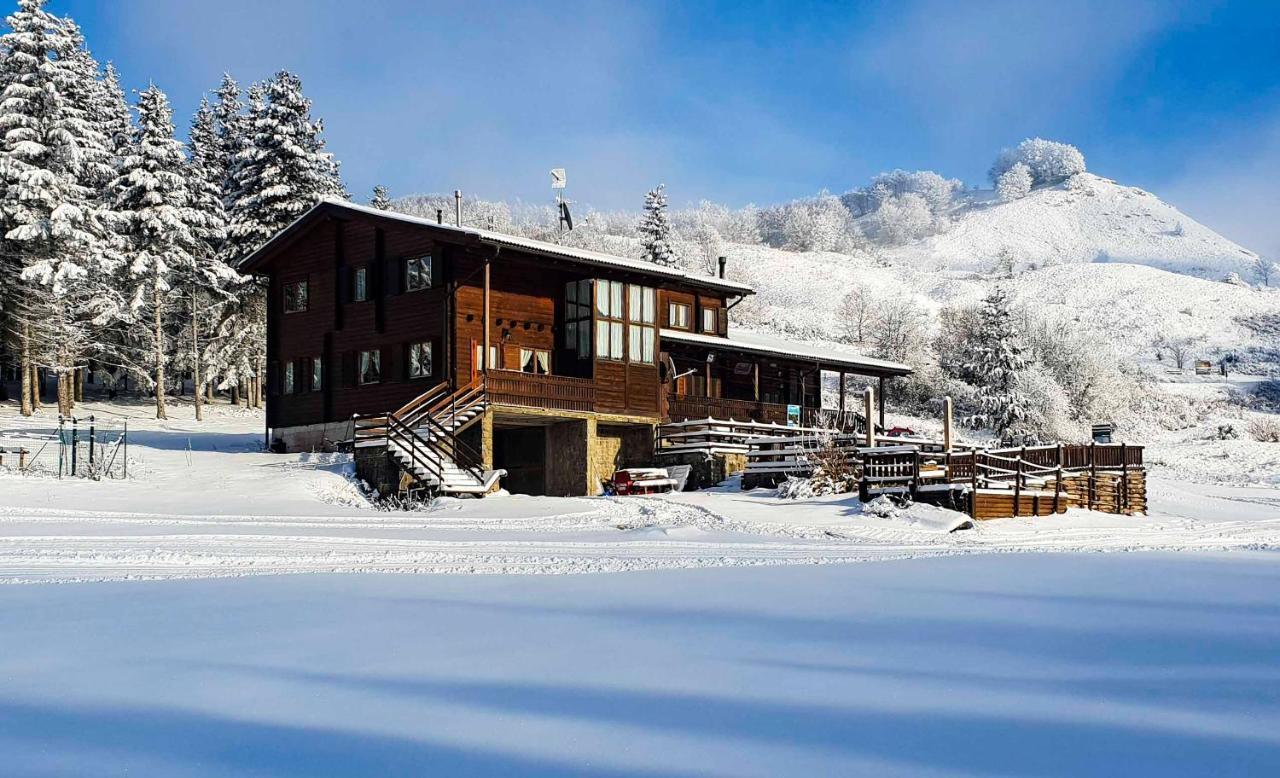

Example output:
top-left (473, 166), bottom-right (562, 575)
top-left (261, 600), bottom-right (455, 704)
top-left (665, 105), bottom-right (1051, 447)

top-left (787, 404), bottom-right (801, 427)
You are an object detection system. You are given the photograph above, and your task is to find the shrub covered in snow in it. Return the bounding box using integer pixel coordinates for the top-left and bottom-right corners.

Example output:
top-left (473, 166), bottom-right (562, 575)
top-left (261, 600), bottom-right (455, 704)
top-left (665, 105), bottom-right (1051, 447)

top-left (989, 138), bottom-right (1087, 188)
top-left (1248, 416), bottom-right (1280, 443)
top-left (758, 192), bottom-right (860, 252)
top-left (867, 192), bottom-right (935, 244)
top-left (996, 162), bottom-right (1033, 202)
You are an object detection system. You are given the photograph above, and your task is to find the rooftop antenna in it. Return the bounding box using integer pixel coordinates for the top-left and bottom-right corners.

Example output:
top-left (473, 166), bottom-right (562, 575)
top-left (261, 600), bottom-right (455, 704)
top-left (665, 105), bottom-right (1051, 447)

top-left (551, 168), bottom-right (573, 234)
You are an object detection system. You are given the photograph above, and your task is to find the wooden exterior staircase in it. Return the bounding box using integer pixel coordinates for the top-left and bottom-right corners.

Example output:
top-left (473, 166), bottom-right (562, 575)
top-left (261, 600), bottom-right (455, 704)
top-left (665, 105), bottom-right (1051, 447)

top-left (353, 378), bottom-right (504, 496)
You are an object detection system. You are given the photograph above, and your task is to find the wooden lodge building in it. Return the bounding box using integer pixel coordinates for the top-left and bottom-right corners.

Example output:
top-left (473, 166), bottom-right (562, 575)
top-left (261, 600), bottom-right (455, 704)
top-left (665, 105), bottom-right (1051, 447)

top-left (239, 199), bottom-right (911, 496)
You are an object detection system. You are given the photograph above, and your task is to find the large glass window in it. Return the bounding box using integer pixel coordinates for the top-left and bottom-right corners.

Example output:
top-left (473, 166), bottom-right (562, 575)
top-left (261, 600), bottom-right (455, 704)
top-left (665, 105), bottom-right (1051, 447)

top-left (409, 342), bottom-right (432, 378)
top-left (596, 280), bottom-right (625, 361)
top-left (474, 343), bottom-right (498, 371)
top-left (405, 256), bottom-right (432, 291)
top-left (563, 279), bottom-right (593, 359)
top-left (628, 285), bottom-right (656, 362)
top-left (283, 280), bottom-right (308, 313)
top-left (359, 350), bottom-right (381, 384)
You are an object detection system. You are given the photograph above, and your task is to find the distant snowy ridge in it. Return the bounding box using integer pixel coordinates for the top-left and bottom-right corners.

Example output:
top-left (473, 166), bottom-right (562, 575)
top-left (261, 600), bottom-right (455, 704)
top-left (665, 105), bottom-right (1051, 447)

top-left (882, 173), bottom-right (1262, 282)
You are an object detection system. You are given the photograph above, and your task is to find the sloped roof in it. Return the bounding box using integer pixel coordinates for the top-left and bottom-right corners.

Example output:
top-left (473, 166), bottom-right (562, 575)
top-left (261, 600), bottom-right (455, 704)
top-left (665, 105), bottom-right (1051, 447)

top-left (660, 328), bottom-right (912, 376)
top-left (238, 198), bottom-right (754, 297)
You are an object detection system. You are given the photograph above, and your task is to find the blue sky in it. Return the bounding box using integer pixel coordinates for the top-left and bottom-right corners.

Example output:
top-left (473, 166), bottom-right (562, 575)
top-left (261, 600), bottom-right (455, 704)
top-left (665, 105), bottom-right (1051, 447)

top-left (51, 0), bottom-right (1280, 257)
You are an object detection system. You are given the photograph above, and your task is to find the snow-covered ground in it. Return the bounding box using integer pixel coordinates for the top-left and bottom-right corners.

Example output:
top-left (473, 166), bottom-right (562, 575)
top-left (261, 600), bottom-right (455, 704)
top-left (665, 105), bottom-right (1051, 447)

top-left (2, 398), bottom-right (1279, 775)
top-left (3, 554), bottom-right (1279, 776)
top-left (1, 399), bottom-right (1278, 583)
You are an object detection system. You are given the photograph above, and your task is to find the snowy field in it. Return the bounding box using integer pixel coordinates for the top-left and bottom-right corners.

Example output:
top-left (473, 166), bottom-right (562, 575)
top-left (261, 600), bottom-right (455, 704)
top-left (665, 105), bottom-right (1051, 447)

top-left (2, 398), bottom-right (1279, 775)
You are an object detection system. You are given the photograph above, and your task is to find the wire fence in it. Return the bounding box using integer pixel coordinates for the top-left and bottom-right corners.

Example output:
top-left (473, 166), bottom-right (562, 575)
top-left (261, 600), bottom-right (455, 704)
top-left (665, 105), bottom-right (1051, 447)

top-left (0, 414), bottom-right (130, 480)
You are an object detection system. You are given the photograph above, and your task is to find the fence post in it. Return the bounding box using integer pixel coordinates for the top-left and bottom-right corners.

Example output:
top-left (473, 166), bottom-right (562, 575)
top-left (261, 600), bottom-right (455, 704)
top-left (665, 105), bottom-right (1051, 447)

top-left (1013, 457), bottom-right (1021, 517)
top-left (70, 416), bottom-right (78, 477)
top-left (970, 453), bottom-right (978, 520)
top-left (910, 450), bottom-right (919, 501)
top-left (88, 415), bottom-right (96, 471)
top-left (122, 421), bottom-right (128, 480)
top-left (1089, 442), bottom-right (1097, 510)
top-left (1120, 443), bottom-right (1129, 515)
top-left (1053, 465), bottom-right (1062, 513)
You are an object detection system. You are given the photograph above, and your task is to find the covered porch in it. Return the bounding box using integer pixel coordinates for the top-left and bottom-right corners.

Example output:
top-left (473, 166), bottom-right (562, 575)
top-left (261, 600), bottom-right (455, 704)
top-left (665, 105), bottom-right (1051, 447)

top-left (659, 329), bottom-right (912, 431)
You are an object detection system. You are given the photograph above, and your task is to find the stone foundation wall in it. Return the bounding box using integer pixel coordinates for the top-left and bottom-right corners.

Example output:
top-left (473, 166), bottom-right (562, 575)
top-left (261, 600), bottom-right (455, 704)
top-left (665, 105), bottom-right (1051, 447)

top-left (545, 419), bottom-right (591, 496)
top-left (353, 445), bottom-right (404, 499)
top-left (273, 420), bottom-right (354, 453)
top-left (589, 424), bottom-right (655, 492)
top-left (658, 450), bottom-right (747, 490)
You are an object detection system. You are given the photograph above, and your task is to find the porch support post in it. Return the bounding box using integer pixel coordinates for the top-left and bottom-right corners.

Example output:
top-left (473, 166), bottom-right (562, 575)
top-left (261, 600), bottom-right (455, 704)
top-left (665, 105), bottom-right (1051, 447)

top-left (753, 363), bottom-right (760, 402)
top-left (864, 386), bottom-right (876, 448)
top-left (482, 256), bottom-right (491, 375)
top-left (838, 372), bottom-right (846, 414)
top-left (943, 395), bottom-right (953, 452)
top-left (878, 375), bottom-right (886, 431)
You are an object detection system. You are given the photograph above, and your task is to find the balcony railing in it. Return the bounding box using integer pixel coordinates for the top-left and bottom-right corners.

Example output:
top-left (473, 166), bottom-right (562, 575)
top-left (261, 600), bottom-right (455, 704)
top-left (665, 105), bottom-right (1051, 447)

top-left (487, 369), bottom-right (596, 413)
top-left (665, 394), bottom-right (864, 431)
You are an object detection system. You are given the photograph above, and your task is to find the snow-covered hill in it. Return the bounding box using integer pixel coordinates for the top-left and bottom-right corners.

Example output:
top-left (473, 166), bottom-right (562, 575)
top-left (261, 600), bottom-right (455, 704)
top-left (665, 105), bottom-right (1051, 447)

top-left (881, 173), bottom-right (1263, 282)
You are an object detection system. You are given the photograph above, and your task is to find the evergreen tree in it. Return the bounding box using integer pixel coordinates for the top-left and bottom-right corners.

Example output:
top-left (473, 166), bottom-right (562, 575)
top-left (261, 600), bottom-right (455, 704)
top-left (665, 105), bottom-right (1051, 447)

top-left (638, 183), bottom-right (676, 267)
top-left (219, 71), bottom-right (345, 407)
top-left (370, 184), bottom-right (390, 210)
top-left (966, 287), bottom-right (1035, 444)
top-left (184, 96), bottom-right (238, 420)
top-left (109, 85), bottom-right (210, 419)
top-left (0, 0), bottom-right (116, 416)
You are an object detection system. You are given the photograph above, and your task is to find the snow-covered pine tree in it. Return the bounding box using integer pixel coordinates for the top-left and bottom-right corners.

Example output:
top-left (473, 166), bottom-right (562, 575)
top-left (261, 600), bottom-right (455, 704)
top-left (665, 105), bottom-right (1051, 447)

top-left (638, 184), bottom-right (677, 267)
top-left (220, 71), bottom-right (345, 407)
top-left (966, 287), bottom-right (1035, 445)
top-left (184, 96), bottom-right (239, 420)
top-left (370, 184), bottom-right (390, 210)
top-left (110, 85), bottom-right (212, 419)
top-left (996, 161), bottom-right (1032, 202)
top-left (0, 0), bottom-right (117, 416)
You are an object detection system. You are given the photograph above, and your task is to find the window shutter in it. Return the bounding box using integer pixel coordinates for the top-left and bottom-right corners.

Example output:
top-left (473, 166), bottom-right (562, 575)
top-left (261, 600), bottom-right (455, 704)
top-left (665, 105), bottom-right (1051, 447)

top-left (337, 267), bottom-right (350, 303)
top-left (717, 308), bottom-right (729, 336)
top-left (431, 251), bottom-right (443, 289)
top-left (396, 257), bottom-right (406, 295)
top-left (267, 361), bottom-right (279, 397)
top-left (342, 351), bottom-right (357, 388)
top-left (431, 337), bottom-right (442, 378)
top-left (381, 346), bottom-right (393, 380)
top-left (402, 343), bottom-right (412, 380)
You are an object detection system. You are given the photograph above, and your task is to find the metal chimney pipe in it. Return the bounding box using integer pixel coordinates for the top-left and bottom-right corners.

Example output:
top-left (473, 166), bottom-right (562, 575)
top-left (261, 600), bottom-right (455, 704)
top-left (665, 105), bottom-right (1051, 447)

top-left (454, 190), bottom-right (462, 227)
top-left (436, 208), bottom-right (443, 225)
top-left (717, 255), bottom-right (727, 279)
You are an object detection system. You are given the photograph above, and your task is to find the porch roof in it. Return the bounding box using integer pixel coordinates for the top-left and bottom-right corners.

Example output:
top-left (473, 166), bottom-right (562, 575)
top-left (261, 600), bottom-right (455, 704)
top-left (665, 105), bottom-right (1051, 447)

top-left (659, 328), bottom-right (913, 377)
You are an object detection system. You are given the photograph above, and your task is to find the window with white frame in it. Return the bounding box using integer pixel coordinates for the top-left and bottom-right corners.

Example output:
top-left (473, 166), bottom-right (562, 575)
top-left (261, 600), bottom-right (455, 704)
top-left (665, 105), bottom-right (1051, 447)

top-left (409, 342), bottom-right (432, 378)
top-left (628, 284), bottom-right (656, 362)
top-left (474, 343), bottom-right (499, 371)
top-left (668, 301), bottom-right (690, 329)
top-left (520, 348), bottom-right (550, 375)
top-left (405, 256), bottom-right (432, 291)
top-left (352, 267), bottom-right (368, 302)
top-left (596, 279), bottom-right (625, 360)
top-left (283, 280), bottom-right (308, 313)
top-left (702, 306), bottom-right (717, 333)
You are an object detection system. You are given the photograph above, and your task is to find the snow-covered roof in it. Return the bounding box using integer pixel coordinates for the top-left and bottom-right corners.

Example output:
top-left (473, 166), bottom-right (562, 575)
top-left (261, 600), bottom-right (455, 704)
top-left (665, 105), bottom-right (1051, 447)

top-left (239, 198), bottom-right (755, 297)
top-left (660, 328), bottom-right (912, 376)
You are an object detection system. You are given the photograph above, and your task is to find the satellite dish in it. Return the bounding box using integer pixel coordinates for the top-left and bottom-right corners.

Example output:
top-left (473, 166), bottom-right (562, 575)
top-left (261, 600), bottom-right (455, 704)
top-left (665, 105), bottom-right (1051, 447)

top-left (661, 354), bottom-right (677, 382)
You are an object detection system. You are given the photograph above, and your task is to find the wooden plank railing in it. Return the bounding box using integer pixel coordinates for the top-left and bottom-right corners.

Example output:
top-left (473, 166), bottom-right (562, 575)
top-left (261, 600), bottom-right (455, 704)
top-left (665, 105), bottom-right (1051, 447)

top-left (666, 395), bottom-right (865, 432)
top-left (487, 369), bottom-right (596, 413)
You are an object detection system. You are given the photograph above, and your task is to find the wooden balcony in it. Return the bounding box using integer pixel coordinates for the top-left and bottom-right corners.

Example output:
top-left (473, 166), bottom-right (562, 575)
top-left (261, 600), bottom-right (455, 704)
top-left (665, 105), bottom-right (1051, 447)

top-left (487, 369), bottom-right (596, 413)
